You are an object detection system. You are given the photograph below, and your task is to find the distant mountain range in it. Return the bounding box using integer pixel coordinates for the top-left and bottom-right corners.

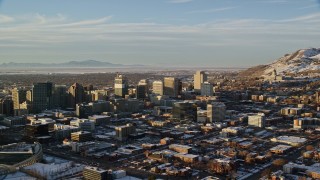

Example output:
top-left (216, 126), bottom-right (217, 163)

top-left (0, 60), bottom-right (143, 68)
top-left (239, 48), bottom-right (320, 77)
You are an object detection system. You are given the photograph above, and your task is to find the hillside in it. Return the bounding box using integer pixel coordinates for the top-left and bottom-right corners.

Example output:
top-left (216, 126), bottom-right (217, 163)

top-left (239, 48), bottom-right (320, 78)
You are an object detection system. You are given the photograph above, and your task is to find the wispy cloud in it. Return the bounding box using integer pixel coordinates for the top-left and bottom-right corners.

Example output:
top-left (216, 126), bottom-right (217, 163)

top-left (0, 12), bottom-right (319, 66)
top-left (258, 0), bottom-right (289, 4)
top-left (298, 4), bottom-right (318, 9)
top-left (0, 14), bottom-right (14, 23)
top-left (32, 13), bottom-right (66, 24)
top-left (0, 44), bottom-right (38, 48)
top-left (52, 16), bottom-right (113, 27)
top-left (168, 0), bottom-right (193, 4)
top-left (0, 13), bottom-right (319, 53)
top-left (187, 7), bottom-right (236, 14)
top-left (276, 12), bottom-right (320, 23)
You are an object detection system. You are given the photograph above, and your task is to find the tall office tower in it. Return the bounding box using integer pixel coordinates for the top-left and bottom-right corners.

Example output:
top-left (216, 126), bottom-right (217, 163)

top-left (207, 102), bottom-right (226, 122)
top-left (164, 77), bottom-right (181, 98)
top-left (76, 103), bottom-right (93, 118)
top-left (194, 71), bottom-right (207, 93)
top-left (0, 98), bottom-right (14, 116)
top-left (26, 90), bottom-right (32, 103)
top-left (114, 74), bottom-right (128, 98)
top-left (68, 83), bottom-right (85, 109)
top-left (136, 79), bottom-right (148, 99)
top-left (12, 88), bottom-right (27, 110)
top-left (52, 85), bottom-right (68, 109)
top-left (12, 88), bottom-right (28, 116)
top-left (32, 82), bottom-right (53, 113)
top-left (172, 102), bottom-right (197, 121)
top-left (152, 80), bottom-right (164, 95)
top-left (201, 82), bottom-right (213, 96)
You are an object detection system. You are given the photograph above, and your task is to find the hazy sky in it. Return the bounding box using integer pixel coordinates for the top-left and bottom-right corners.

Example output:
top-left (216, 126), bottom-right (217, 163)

top-left (0, 0), bottom-right (320, 67)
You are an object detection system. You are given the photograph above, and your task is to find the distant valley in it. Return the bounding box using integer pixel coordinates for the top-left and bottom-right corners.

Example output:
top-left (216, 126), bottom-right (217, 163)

top-left (0, 60), bottom-right (143, 68)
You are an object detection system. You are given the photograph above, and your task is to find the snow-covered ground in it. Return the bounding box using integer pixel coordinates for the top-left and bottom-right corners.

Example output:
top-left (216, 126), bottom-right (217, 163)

top-left (3, 171), bottom-right (36, 180)
top-left (264, 48), bottom-right (320, 76)
top-left (21, 155), bottom-right (85, 180)
top-left (23, 162), bottom-right (85, 180)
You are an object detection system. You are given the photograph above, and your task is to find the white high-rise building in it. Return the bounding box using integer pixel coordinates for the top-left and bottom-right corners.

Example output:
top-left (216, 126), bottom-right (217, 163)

top-left (194, 71), bottom-right (207, 92)
top-left (152, 80), bottom-right (164, 95)
top-left (114, 74), bottom-right (128, 98)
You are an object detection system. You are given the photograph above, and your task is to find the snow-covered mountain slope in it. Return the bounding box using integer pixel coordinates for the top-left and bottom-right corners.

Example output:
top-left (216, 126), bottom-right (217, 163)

top-left (264, 48), bottom-right (320, 75)
top-left (239, 48), bottom-right (320, 77)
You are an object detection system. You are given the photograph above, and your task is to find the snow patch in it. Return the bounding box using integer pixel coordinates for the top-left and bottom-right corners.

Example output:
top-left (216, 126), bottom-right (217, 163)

top-left (264, 48), bottom-right (320, 75)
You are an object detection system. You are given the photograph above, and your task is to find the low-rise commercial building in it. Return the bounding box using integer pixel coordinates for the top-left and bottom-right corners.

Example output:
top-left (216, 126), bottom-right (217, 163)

top-left (270, 145), bottom-right (292, 154)
top-left (115, 123), bottom-right (136, 141)
top-left (83, 166), bottom-right (109, 180)
top-left (221, 127), bottom-right (244, 135)
top-left (2, 116), bottom-right (26, 127)
top-left (248, 113), bottom-right (265, 128)
top-left (174, 153), bottom-right (199, 163)
top-left (283, 163), bottom-right (320, 179)
top-left (270, 136), bottom-right (307, 147)
top-left (294, 118), bottom-right (320, 129)
top-left (71, 131), bottom-right (92, 142)
top-left (169, 144), bottom-right (192, 154)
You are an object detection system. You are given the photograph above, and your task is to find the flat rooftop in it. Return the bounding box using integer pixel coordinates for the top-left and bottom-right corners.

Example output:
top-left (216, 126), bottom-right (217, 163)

top-left (85, 166), bottom-right (108, 173)
top-left (71, 131), bottom-right (91, 135)
top-left (273, 136), bottom-right (307, 143)
top-left (0, 143), bottom-right (34, 154)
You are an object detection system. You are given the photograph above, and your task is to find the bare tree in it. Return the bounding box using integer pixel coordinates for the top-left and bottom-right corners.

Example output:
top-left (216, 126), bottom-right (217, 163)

top-left (245, 155), bottom-right (255, 164)
top-left (272, 158), bottom-right (287, 167)
top-left (305, 145), bottom-right (314, 151)
top-left (261, 168), bottom-right (272, 178)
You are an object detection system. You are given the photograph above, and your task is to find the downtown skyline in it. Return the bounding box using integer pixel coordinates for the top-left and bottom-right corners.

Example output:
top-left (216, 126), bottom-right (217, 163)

top-left (0, 0), bottom-right (320, 67)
